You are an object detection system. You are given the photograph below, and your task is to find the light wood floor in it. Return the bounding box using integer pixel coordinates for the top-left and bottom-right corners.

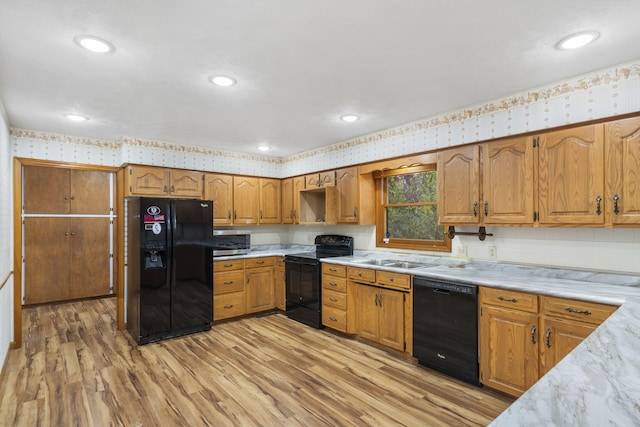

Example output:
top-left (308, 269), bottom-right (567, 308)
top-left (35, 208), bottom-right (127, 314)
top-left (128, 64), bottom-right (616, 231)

top-left (0, 297), bottom-right (512, 426)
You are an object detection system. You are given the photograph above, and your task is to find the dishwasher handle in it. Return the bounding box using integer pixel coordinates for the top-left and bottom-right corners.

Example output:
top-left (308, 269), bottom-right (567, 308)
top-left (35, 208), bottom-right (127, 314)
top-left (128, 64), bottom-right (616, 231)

top-left (433, 288), bottom-right (450, 295)
top-left (413, 277), bottom-right (477, 295)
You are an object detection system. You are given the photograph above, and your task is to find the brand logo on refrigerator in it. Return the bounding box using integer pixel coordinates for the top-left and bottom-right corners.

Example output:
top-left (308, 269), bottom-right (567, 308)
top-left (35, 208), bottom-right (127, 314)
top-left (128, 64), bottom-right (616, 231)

top-left (147, 206), bottom-right (161, 215)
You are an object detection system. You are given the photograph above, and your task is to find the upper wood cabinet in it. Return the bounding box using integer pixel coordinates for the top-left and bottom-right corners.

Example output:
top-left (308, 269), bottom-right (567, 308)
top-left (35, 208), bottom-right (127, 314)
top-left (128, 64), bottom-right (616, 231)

top-left (482, 136), bottom-right (535, 225)
top-left (605, 116), bottom-right (640, 225)
top-left (281, 177), bottom-right (304, 224)
top-left (259, 178), bottom-right (281, 224)
top-left (233, 176), bottom-right (260, 224)
top-left (336, 167), bottom-right (361, 223)
top-left (204, 173), bottom-right (234, 225)
top-left (24, 166), bottom-right (111, 214)
top-left (126, 165), bottom-right (203, 198)
top-left (437, 145), bottom-right (481, 224)
top-left (305, 171), bottom-right (336, 188)
top-left (538, 124), bottom-right (605, 225)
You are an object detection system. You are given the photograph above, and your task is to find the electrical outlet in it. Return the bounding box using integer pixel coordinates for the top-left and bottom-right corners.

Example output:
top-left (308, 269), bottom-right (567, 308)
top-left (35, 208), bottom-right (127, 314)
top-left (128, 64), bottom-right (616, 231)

top-left (455, 244), bottom-right (467, 257)
top-left (488, 246), bottom-right (497, 260)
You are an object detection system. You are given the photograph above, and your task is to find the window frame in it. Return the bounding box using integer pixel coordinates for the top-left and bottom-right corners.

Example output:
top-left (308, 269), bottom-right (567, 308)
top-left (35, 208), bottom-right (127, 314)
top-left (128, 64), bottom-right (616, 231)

top-left (374, 164), bottom-right (451, 252)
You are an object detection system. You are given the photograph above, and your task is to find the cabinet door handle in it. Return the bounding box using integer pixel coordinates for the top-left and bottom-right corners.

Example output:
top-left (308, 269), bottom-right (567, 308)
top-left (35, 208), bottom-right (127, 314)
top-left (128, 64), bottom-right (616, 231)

top-left (64, 232), bottom-right (69, 236)
top-left (613, 194), bottom-right (620, 215)
top-left (374, 294), bottom-right (379, 306)
top-left (234, 210), bottom-right (237, 220)
top-left (565, 307), bottom-right (591, 316)
top-left (473, 201), bottom-right (478, 217)
top-left (228, 210), bottom-right (231, 219)
top-left (64, 196), bottom-right (69, 200)
top-left (70, 232), bottom-right (75, 236)
top-left (484, 201), bottom-right (489, 217)
top-left (224, 304), bottom-right (234, 309)
top-left (545, 328), bottom-right (552, 348)
top-left (378, 294), bottom-right (382, 307)
top-left (70, 196), bottom-right (75, 200)
top-left (596, 195), bottom-right (602, 215)
top-left (163, 185), bottom-right (168, 193)
top-left (353, 207), bottom-right (358, 218)
top-left (498, 296), bottom-right (518, 303)
top-left (260, 210), bottom-right (263, 219)
top-left (531, 325), bottom-right (537, 344)
top-left (171, 185), bottom-right (175, 193)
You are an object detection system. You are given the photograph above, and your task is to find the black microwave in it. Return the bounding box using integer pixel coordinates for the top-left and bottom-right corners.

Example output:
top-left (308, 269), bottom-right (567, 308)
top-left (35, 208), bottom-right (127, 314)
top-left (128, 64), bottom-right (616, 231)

top-left (212, 230), bottom-right (251, 256)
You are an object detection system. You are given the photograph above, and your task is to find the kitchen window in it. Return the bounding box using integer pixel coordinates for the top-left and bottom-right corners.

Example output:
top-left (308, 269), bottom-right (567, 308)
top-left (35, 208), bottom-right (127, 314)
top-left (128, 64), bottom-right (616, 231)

top-left (375, 165), bottom-right (451, 252)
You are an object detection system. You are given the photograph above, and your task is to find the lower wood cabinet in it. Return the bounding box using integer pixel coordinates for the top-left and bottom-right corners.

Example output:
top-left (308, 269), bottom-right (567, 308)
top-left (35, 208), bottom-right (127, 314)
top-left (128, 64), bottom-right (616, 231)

top-left (274, 257), bottom-right (286, 310)
top-left (356, 284), bottom-right (405, 352)
top-left (245, 257), bottom-right (275, 314)
top-left (24, 217), bottom-right (111, 304)
top-left (213, 259), bottom-right (245, 321)
top-left (480, 287), bottom-right (617, 397)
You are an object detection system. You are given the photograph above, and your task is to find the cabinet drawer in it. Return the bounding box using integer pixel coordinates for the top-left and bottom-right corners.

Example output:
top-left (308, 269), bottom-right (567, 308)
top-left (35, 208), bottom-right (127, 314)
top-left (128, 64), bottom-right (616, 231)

top-left (322, 263), bottom-right (346, 277)
top-left (322, 307), bottom-right (347, 332)
top-left (214, 292), bottom-right (245, 320)
top-left (245, 257), bottom-right (274, 268)
top-left (214, 259), bottom-right (245, 272)
top-left (323, 289), bottom-right (347, 309)
top-left (542, 296), bottom-right (617, 325)
top-left (348, 267), bottom-right (376, 283)
top-left (322, 275), bottom-right (347, 292)
top-left (214, 271), bottom-right (245, 295)
top-left (376, 271), bottom-right (411, 290)
top-left (480, 287), bottom-right (538, 313)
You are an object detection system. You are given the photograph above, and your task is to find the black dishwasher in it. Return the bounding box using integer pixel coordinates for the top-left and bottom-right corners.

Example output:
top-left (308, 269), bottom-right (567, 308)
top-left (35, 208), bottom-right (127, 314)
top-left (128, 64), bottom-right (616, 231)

top-left (413, 276), bottom-right (479, 385)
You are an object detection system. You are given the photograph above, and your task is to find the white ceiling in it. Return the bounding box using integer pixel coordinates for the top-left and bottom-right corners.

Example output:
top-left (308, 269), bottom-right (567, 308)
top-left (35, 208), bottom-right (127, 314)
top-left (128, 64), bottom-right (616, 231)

top-left (1, 1), bottom-right (640, 157)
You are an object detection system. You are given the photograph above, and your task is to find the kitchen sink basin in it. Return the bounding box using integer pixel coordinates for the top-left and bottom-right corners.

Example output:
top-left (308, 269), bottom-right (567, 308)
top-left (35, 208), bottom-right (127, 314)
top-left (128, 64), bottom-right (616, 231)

top-left (350, 258), bottom-right (395, 266)
top-left (385, 261), bottom-right (437, 269)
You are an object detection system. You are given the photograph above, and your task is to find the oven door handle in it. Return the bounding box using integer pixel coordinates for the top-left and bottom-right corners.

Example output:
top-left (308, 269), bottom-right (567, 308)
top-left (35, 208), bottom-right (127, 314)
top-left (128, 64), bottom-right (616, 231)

top-left (284, 258), bottom-right (318, 266)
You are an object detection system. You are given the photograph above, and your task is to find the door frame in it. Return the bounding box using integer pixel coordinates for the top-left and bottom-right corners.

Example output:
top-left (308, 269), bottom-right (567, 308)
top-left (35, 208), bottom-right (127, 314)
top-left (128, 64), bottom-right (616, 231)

top-left (12, 158), bottom-right (123, 348)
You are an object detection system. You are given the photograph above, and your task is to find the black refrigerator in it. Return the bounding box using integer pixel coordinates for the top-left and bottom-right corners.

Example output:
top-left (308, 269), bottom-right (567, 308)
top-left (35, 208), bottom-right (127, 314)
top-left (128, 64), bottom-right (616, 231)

top-left (127, 197), bottom-right (214, 344)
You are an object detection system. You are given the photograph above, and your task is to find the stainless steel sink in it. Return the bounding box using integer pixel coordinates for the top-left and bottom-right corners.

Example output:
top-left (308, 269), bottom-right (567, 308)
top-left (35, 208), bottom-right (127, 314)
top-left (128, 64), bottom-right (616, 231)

top-left (350, 258), bottom-right (394, 266)
top-left (385, 261), bottom-right (437, 269)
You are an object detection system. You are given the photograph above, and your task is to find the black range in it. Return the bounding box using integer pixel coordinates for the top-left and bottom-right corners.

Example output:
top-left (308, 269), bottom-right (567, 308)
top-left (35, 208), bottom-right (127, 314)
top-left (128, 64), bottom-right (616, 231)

top-left (284, 235), bottom-right (354, 328)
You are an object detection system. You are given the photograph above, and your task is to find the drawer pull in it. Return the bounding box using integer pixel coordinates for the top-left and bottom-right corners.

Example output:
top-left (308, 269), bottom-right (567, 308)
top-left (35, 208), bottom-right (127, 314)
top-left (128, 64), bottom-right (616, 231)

top-left (329, 297), bottom-right (338, 302)
top-left (329, 317), bottom-right (337, 322)
top-left (223, 281), bottom-right (234, 285)
top-left (389, 277), bottom-right (394, 282)
top-left (224, 304), bottom-right (234, 309)
top-left (329, 268), bottom-right (337, 272)
top-left (565, 307), bottom-right (592, 316)
top-left (329, 282), bottom-right (337, 287)
top-left (223, 263), bottom-right (233, 267)
top-left (545, 328), bottom-right (552, 348)
top-left (256, 261), bottom-right (265, 265)
top-left (358, 272), bottom-right (363, 277)
top-left (498, 296), bottom-right (518, 303)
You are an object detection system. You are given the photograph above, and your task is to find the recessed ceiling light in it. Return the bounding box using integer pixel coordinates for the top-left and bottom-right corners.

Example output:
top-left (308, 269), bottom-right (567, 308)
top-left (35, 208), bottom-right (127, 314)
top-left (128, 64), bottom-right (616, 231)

top-left (341, 115), bottom-right (360, 122)
top-left (64, 114), bottom-right (89, 122)
top-left (209, 75), bottom-right (237, 87)
top-left (74, 35), bottom-right (115, 53)
top-left (556, 31), bottom-right (599, 50)
top-left (257, 145), bottom-right (270, 152)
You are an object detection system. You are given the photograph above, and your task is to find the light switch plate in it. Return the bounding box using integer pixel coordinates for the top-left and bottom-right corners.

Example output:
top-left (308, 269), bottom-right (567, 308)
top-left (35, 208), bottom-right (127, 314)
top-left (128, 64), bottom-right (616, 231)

top-left (488, 245), bottom-right (497, 260)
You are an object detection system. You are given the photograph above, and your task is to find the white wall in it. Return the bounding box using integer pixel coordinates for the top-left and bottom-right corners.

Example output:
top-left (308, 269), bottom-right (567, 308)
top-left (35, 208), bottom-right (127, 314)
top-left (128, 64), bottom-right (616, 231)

top-left (0, 97), bottom-right (14, 369)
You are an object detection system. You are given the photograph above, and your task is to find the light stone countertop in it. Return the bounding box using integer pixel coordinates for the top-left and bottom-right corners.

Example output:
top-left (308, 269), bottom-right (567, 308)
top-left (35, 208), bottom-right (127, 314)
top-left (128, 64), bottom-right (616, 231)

top-left (216, 247), bottom-right (640, 425)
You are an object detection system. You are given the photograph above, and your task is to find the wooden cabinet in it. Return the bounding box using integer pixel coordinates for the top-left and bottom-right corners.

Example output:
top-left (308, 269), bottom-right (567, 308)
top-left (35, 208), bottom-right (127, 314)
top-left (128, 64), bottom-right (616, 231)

top-left (204, 173), bottom-right (234, 225)
top-left (482, 136), bottom-right (535, 224)
top-left (539, 296), bottom-right (616, 375)
top-left (356, 284), bottom-right (405, 352)
top-left (214, 259), bottom-right (245, 321)
top-left (321, 264), bottom-right (354, 333)
top-left (538, 124), bottom-right (605, 225)
top-left (274, 257), bottom-right (286, 310)
top-left (281, 176), bottom-right (305, 224)
top-left (348, 266), bottom-right (410, 353)
top-left (233, 176), bottom-right (259, 224)
top-left (298, 186), bottom-right (337, 224)
top-left (22, 165), bottom-right (114, 305)
top-left (437, 145), bottom-right (481, 224)
top-left (480, 287), bottom-right (617, 397)
top-left (24, 217), bottom-right (111, 304)
top-left (245, 257), bottom-right (275, 313)
top-left (126, 165), bottom-right (203, 198)
top-left (605, 116), bottom-right (640, 225)
top-left (335, 166), bottom-right (375, 224)
top-left (24, 166), bottom-right (111, 214)
top-left (305, 171), bottom-right (335, 188)
top-left (259, 178), bottom-right (281, 224)
top-left (480, 287), bottom-right (539, 397)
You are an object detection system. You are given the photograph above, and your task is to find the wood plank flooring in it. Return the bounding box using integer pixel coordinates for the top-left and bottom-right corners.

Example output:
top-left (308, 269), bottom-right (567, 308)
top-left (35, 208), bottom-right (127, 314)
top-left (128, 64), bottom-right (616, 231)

top-left (0, 297), bottom-right (513, 426)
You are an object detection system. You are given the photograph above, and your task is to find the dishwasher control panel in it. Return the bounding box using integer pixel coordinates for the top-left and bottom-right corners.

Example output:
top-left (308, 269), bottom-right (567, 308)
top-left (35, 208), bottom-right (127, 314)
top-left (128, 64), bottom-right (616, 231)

top-left (413, 277), bottom-right (477, 295)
